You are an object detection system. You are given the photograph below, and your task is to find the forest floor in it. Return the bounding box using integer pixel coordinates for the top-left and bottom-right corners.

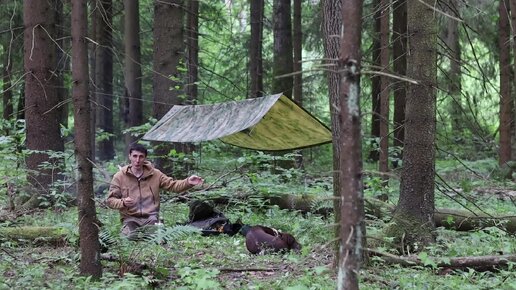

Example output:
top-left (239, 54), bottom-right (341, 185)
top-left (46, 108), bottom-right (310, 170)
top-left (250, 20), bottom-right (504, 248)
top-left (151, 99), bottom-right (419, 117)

top-left (1, 200), bottom-right (338, 289)
top-left (1, 157), bottom-right (516, 289)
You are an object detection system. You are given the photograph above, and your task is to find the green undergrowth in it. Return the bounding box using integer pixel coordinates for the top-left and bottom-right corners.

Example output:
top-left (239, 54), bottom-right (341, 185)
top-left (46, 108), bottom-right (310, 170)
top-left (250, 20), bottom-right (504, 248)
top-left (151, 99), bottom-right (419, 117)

top-left (1, 202), bottom-right (337, 289)
top-left (2, 154), bottom-right (516, 289)
top-left (2, 199), bottom-right (516, 289)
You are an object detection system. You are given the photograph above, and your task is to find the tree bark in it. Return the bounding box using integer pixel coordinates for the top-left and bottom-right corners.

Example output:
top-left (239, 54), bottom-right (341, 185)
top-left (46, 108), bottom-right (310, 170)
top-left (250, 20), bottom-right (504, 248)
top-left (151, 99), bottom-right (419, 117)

top-left (272, 0), bottom-right (293, 99)
top-left (270, 0), bottom-right (295, 170)
top-left (186, 0), bottom-right (199, 105)
top-left (499, 0), bottom-right (511, 167)
top-left (1, 3), bottom-right (21, 121)
top-left (508, 0), bottom-right (516, 166)
top-left (153, 0), bottom-right (193, 178)
top-left (16, 87), bottom-right (25, 121)
top-left (292, 0), bottom-right (302, 106)
top-left (391, 0), bottom-right (406, 167)
top-left (95, 0), bottom-right (115, 161)
top-left (71, 0), bottom-right (102, 278)
top-left (2, 52), bottom-right (13, 120)
top-left (123, 0), bottom-right (143, 147)
top-left (292, 0), bottom-right (303, 168)
top-left (336, 0), bottom-right (365, 288)
top-left (55, 0), bottom-right (69, 129)
top-left (249, 0), bottom-right (264, 98)
top-left (23, 0), bottom-right (65, 205)
top-left (184, 0), bottom-right (198, 161)
top-left (1, 4), bottom-right (23, 121)
top-left (89, 1), bottom-right (97, 162)
top-left (322, 0), bottom-right (342, 253)
top-left (446, 0), bottom-right (462, 135)
top-left (378, 0), bottom-right (390, 183)
top-left (369, 0), bottom-right (381, 162)
top-left (389, 0), bottom-right (438, 249)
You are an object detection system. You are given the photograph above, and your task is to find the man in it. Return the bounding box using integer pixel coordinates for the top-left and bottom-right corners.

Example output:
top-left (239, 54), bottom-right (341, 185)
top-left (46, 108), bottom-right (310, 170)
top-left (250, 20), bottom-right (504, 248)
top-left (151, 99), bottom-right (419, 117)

top-left (106, 144), bottom-right (203, 236)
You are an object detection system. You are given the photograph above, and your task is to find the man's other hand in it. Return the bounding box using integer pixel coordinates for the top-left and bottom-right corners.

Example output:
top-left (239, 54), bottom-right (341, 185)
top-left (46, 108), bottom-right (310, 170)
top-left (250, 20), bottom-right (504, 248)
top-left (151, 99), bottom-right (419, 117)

top-left (123, 197), bottom-right (136, 207)
top-left (187, 175), bottom-right (203, 185)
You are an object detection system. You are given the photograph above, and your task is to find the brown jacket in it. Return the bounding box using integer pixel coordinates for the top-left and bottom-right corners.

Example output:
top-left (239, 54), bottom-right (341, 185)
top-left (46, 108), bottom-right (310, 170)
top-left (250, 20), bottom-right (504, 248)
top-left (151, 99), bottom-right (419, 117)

top-left (106, 161), bottom-right (193, 220)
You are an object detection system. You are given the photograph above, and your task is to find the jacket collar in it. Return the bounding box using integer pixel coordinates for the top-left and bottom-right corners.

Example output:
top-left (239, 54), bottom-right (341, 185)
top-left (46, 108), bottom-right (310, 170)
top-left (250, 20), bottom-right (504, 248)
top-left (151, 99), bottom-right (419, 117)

top-left (123, 161), bottom-right (155, 178)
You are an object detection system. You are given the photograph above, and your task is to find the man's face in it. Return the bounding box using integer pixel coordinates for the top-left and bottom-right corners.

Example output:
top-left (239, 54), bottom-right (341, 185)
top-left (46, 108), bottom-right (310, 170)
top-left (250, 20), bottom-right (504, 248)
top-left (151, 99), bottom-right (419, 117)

top-left (129, 150), bottom-right (146, 170)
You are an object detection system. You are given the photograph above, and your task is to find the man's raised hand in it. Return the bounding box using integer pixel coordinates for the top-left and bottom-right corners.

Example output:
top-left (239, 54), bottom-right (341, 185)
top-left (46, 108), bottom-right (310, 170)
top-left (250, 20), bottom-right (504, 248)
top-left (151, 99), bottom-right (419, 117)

top-left (187, 175), bottom-right (203, 185)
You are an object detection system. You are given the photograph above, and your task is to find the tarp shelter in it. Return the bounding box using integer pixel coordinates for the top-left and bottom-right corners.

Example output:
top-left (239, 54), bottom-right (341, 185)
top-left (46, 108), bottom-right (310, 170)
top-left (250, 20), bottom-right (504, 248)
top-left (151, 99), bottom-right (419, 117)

top-left (143, 93), bottom-right (332, 151)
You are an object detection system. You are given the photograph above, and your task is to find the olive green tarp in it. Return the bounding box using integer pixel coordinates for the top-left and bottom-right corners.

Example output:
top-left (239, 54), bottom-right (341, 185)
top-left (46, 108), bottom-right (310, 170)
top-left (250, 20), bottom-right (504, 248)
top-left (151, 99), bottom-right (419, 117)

top-left (142, 93), bottom-right (332, 151)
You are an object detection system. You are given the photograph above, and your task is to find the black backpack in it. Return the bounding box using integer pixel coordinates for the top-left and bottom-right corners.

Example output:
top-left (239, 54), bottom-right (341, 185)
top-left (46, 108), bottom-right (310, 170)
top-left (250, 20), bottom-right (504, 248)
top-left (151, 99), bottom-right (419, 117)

top-left (187, 200), bottom-right (242, 236)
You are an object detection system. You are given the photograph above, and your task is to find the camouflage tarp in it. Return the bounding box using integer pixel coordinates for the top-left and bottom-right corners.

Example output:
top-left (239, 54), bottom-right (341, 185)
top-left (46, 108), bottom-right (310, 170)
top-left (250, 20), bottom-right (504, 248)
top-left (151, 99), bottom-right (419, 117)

top-left (142, 93), bottom-right (332, 151)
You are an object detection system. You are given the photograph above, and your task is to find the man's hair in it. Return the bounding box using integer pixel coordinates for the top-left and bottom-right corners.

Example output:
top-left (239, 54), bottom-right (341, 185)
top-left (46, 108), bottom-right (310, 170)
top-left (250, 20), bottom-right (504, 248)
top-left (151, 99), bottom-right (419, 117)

top-left (129, 144), bottom-right (148, 156)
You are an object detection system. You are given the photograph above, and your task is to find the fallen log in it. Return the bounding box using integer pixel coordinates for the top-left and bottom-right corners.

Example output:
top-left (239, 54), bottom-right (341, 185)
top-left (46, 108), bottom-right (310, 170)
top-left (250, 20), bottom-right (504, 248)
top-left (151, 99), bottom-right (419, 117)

top-left (0, 209), bottom-right (38, 223)
top-left (231, 193), bottom-right (516, 234)
top-left (0, 226), bottom-right (69, 245)
top-left (434, 208), bottom-right (516, 233)
top-left (368, 248), bottom-right (516, 271)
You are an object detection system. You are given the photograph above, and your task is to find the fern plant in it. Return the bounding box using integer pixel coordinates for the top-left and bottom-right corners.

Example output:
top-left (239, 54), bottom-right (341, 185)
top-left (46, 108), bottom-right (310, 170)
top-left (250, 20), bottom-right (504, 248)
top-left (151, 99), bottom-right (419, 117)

top-left (120, 224), bottom-right (201, 245)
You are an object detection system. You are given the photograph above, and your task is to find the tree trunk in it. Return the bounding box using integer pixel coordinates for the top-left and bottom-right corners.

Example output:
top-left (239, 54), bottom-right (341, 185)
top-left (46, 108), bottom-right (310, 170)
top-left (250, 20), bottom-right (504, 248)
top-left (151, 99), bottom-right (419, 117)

top-left (89, 1), bottom-right (97, 162)
top-left (391, 0), bottom-right (406, 168)
top-left (499, 0), bottom-right (511, 167)
top-left (249, 0), bottom-right (264, 98)
top-left (123, 0), bottom-right (143, 147)
top-left (378, 0), bottom-right (390, 184)
top-left (389, 0), bottom-right (438, 250)
top-left (1, 3), bottom-right (19, 121)
top-left (368, 0), bottom-right (381, 162)
top-left (71, 0), bottom-right (102, 278)
top-left (272, 0), bottom-right (293, 98)
top-left (446, 0), bottom-right (462, 135)
top-left (152, 0), bottom-right (184, 122)
top-left (322, 0), bottom-right (342, 252)
top-left (153, 0), bottom-right (192, 178)
top-left (55, 0), bottom-right (69, 129)
top-left (292, 0), bottom-right (303, 168)
top-left (508, 0), bottom-right (516, 166)
top-left (3, 4), bottom-right (23, 122)
top-left (336, 0), bottom-right (365, 288)
top-left (271, 0), bottom-right (295, 170)
top-left (2, 53), bottom-right (13, 120)
top-left (17, 87), bottom-right (25, 120)
top-left (292, 0), bottom-right (302, 106)
top-left (184, 0), bottom-right (198, 160)
top-left (23, 0), bottom-right (64, 205)
top-left (95, 0), bottom-right (115, 161)
top-left (186, 0), bottom-right (199, 105)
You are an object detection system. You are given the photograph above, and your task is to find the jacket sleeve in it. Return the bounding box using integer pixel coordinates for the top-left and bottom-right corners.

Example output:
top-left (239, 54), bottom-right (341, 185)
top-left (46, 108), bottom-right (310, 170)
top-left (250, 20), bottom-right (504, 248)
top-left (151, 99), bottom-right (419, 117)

top-left (106, 173), bottom-right (125, 209)
top-left (159, 173), bottom-right (194, 193)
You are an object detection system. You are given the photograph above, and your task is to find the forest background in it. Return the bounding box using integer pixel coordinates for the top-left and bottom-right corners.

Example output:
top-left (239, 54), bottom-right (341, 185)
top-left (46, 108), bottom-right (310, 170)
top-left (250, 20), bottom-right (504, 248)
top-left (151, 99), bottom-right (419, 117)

top-left (1, 0), bottom-right (516, 289)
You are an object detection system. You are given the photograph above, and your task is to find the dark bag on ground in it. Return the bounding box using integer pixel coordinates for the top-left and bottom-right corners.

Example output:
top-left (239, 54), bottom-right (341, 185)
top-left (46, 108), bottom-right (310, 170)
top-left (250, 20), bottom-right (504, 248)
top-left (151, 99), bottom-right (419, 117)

top-left (187, 200), bottom-right (242, 236)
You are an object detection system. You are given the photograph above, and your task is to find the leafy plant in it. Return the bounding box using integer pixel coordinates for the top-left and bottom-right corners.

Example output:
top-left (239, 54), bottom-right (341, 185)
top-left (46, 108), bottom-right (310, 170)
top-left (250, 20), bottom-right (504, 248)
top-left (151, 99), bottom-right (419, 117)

top-left (175, 267), bottom-right (221, 290)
